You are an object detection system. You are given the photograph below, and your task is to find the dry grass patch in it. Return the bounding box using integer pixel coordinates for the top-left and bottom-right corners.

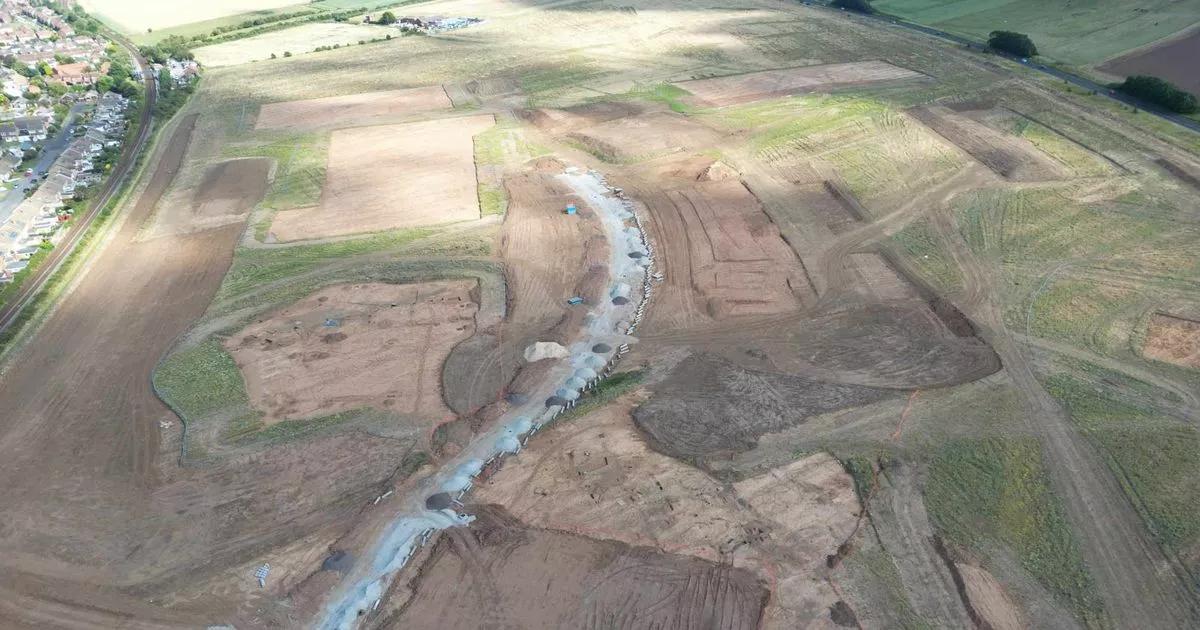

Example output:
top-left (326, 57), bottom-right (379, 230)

top-left (269, 114), bottom-right (493, 241)
top-left (679, 60), bottom-right (924, 106)
top-left (194, 23), bottom-right (396, 67)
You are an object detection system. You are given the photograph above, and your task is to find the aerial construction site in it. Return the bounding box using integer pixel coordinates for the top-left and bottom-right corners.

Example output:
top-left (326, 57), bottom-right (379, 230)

top-left (3, 0), bottom-right (1200, 628)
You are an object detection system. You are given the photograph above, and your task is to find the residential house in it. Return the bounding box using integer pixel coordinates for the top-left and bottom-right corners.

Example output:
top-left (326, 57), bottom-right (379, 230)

top-left (0, 115), bottom-right (47, 142)
top-left (0, 152), bottom-right (18, 181)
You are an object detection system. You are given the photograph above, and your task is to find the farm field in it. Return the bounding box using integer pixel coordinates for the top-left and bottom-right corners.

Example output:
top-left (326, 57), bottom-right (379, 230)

top-left (193, 22), bottom-right (398, 67)
top-left (872, 0), bottom-right (1200, 67)
top-left (2, 0), bottom-right (1200, 628)
top-left (269, 114), bottom-right (493, 241)
top-left (1098, 27), bottom-right (1200, 96)
top-left (79, 0), bottom-right (303, 34)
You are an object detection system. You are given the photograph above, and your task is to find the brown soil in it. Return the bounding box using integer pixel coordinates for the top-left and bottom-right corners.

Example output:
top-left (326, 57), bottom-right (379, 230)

top-left (633, 353), bottom-right (896, 459)
top-left (1099, 28), bottom-right (1200, 98)
top-left (679, 61), bottom-right (924, 106)
top-left (1143, 312), bottom-right (1200, 368)
top-left (956, 563), bottom-right (1026, 630)
top-left (473, 399), bottom-right (860, 628)
top-left (192, 157), bottom-right (271, 218)
top-left (909, 105), bottom-right (1066, 181)
top-left (521, 101), bottom-right (645, 135)
top-left (438, 167), bottom-right (609, 418)
top-left (500, 170), bottom-right (608, 329)
top-left (225, 280), bottom-right (478, 424)
top-left (642, 177), bottom-right (815, 324)
top-left (385, 504), bottom-right (768, 630)
top-left (568, 111), bottom-right (722, 162)
top-left (253, 86), bottom-right (453, 131)
top-left (1156, 157), bottom-right (1200, 191)
top-left (270, 114), bottom-right (494, 241)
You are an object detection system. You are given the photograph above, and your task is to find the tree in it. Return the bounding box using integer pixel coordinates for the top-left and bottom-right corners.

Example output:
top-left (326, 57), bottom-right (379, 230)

top-left (283, 51), bottom-right (292, 57)
top-left (96, 74), bottom-right (114, 93)
top-left (988, 30), bottom-right (1038, 57)
top-left (378, 11), bottom-right (398, 25)
top-left (270, 52), bottom-right (277, 59)
top-left (1116, 75), bottom-right (1199, 114)
top-left (831, 0), bottom-right (874, 13)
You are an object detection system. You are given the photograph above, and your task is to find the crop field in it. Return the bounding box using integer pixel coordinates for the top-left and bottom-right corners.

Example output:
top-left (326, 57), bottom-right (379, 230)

top-left (193, 22), bottom-right (397, 67)
top-left (1099, 27), bottom-right (1200, 96)
top-left (5, 0), bottom-right (1200, 627)
top-left (872, 0), bottom-right (1200, 67)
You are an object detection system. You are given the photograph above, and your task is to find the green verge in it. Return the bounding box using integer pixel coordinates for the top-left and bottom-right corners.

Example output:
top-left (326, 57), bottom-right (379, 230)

top-left (478, 182), bottom-right (507, 216)
top-left (153, 339), bottom-right (254, 421)
top-left (215, 226), bottom-right (434, 301)
top-left (925, 437), bottom-right (1106, 626)
top-left (1046, 372), bottom-right (1200, 572)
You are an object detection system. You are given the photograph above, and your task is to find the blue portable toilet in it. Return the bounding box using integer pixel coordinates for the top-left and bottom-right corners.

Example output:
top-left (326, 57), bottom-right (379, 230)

top-left (565, 204), bottom-right (577, 215)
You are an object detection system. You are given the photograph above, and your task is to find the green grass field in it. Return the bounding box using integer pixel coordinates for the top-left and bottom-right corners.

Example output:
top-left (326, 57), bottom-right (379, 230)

top-left (871, 0), bottom-right (1200, 66)
top-left (924, 437), bottom-right (1107, 626)
top-left (1046, 372), bottom-right (1200, 570)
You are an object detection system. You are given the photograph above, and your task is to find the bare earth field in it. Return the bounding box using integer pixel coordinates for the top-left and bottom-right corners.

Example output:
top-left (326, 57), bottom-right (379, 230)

top-left (1099, 28), bottom-right (1200, 97)
top-left (254, 86), bottom-right (453, 132)
top-left (225, 280), bottom-right (478, 423)
top-left (1143, 312), bottom-right (1200, 368)
top-left (569, 111), bottom-right (722, 162)
top-left (473, 400), bottom-right (859, 629)
top-left (386, 505), bottom-right (768, 630)
top-left (679, 60), bottom-right (925, 106)
top-left (658, 177), bottom-right (814, 319)
top-left (270, 114), bottom-right (494, 241)
top-left (909, 105), bottom-right (1067, 181)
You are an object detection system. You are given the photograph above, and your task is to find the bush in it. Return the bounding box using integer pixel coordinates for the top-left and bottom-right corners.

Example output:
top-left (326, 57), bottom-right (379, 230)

top-left (1116, 75), bottom-right (1198, 114)
top-left (988, 30), bottom-right (1038, 57)
top-left (831, 0), bottom-right (874, 13)
top-left (378, 11), bottom-right (398, 25)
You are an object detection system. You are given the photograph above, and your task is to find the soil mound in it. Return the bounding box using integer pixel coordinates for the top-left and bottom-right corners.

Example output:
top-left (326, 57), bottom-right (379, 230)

top-left (523, 341), bottom-right (569, 362)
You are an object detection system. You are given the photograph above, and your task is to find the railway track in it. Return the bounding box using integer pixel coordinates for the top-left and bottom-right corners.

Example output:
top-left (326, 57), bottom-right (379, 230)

top-left (0, 30), bottom-right (158, 336)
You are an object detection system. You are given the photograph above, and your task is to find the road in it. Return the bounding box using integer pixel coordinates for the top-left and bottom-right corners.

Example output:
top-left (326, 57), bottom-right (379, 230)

top-left (0, 104), bottom-right (88, 226)
top-left (818, 4), bottom-right (1200, 134)
top-left (0, 32), bottom-right (157, 336)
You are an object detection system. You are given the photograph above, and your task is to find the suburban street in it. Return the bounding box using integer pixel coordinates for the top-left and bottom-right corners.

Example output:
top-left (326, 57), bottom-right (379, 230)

top-left (0, 103), bottom-right (88, 226)
top-left (0, 31), bottom-right (156, 335)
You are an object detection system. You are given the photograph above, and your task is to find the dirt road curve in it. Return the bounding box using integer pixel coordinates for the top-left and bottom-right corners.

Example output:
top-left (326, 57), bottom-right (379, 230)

top-left (0, 33), bottom-right (157, 334)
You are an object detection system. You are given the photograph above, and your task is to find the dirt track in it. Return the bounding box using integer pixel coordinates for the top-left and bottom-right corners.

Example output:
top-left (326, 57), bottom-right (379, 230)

top-left (927, 194), bottom-right (1200, 628)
